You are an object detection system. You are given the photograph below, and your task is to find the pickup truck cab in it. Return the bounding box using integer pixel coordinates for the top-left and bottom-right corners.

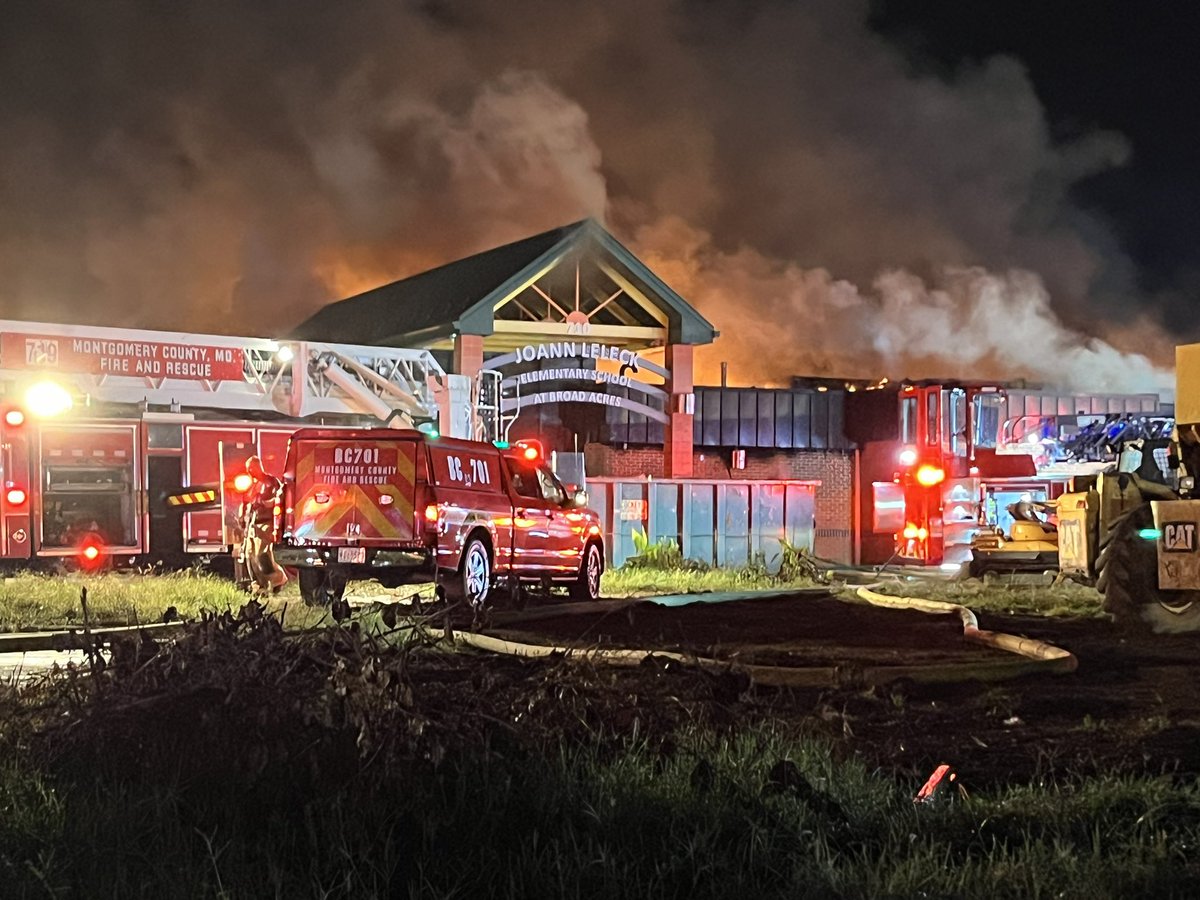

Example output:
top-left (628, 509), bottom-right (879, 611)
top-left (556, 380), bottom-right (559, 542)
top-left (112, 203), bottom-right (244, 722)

top-left (272, 429), bottom-right (604, 608)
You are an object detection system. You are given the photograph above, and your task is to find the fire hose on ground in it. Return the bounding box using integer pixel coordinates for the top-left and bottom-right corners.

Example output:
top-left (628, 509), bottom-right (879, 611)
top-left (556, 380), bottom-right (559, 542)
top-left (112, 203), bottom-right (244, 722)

top-left (441, 587), bottom-right (1077, 687)
top-left (0, 588), bottom-right (1077, 688)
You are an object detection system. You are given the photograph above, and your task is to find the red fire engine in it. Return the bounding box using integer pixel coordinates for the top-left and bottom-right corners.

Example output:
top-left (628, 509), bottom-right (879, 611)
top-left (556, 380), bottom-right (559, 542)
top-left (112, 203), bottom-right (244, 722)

top-left (854, 381), bottom-right (1166, 569)
top-left (0, 319), bottom-right (482, 571)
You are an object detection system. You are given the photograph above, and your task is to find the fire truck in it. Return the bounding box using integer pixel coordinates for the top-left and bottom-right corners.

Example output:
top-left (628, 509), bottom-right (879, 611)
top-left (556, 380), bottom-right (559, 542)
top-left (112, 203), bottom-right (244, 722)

top-left (0, 319), bottom-right (488, 572)
top-left (852, 381), bottom-right (1167, 569)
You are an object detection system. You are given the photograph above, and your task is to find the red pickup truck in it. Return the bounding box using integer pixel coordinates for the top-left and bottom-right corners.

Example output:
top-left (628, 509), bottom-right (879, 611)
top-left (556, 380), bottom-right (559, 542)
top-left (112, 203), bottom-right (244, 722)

top-left (272, 429), bottom-right (605, 608)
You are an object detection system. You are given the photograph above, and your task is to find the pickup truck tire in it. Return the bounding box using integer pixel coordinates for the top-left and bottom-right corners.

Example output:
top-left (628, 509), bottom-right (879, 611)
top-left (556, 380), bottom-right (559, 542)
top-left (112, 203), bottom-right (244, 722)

top-left (570, 542), bottom-right (603, 602)
top-left (444, 537), bottom-right (491, 609)
top-left (298, 567), bottom-right (348, 607)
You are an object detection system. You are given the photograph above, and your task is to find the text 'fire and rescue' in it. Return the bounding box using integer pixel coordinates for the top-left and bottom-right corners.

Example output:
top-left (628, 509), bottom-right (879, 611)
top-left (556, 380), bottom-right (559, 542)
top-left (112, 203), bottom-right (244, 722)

top-left (314, 464), bottom-right (399, 485)
top-left (70, 339), bottom-right (236, 378)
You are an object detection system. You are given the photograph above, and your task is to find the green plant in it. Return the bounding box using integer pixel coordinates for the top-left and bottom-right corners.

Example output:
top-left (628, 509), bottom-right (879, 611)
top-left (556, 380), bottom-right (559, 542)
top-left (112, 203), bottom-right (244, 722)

top-left (625, 527), bottom-right (689, 570)
top-left (777, 539), bottom-right (824, 583)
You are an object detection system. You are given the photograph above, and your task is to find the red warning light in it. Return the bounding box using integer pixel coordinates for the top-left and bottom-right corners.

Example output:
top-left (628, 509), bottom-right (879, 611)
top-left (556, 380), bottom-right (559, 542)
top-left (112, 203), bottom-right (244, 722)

top-left (5, 487), bottom-right (26, 506)
top-left (514, 439), bottom-right (543, 461)
top-left (4, 408), bottom-right (24, 427)
top-left (79, 539), bottom-right (105, 570)
top-left (232, 472), bottom-right (254, 493)
top-left (915, 464), bottom-right (946, 487)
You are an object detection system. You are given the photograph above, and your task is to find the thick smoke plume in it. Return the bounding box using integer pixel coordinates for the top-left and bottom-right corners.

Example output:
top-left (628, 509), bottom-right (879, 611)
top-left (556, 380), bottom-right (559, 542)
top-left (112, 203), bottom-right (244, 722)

top-left (0, 0), bottom-right (1172, 394)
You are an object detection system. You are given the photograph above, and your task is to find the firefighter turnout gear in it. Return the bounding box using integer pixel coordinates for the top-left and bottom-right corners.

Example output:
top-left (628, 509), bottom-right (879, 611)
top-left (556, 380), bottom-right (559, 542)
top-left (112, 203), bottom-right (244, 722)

top-left (240, 456), bottom-right (287, 595)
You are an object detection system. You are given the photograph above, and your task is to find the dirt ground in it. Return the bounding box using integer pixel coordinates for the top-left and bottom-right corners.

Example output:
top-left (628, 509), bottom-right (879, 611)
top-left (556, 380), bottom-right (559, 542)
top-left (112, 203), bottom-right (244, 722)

top-left (476, 592), bottom-right (1200, 788)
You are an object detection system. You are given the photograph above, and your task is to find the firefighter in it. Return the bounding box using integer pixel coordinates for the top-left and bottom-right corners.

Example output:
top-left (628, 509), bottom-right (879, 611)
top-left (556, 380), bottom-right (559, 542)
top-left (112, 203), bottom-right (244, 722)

top-left (240, 456), bottom-right (288, 596)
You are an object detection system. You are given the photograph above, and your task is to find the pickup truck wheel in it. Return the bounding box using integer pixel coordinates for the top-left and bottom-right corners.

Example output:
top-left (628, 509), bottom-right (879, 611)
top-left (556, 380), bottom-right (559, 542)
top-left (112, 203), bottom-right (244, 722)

top-left (299, 568), bottom-right (329, 607)
top-left (445, 538), bottom-right (491, 609)
top-left (298, 568), bottom-right (348, 607)
top-left (570, 543), bottom-right (603, 602)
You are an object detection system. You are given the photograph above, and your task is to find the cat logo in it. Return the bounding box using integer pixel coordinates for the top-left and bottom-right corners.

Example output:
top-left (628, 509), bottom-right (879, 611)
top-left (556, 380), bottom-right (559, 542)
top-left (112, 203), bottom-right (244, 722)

top-left (1163, 522), bottom-right (1197, 553)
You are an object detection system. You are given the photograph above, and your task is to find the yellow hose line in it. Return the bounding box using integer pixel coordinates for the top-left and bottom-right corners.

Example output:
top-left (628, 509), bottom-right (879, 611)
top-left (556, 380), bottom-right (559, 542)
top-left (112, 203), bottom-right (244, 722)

top-left (448, 629), bottom-right (692, 667)
top-left (854, 587), bottom-right (1077, 672)
top-left (437, 585), bottom-right (1078, 687)
top-left (445, 629), bottom-right (857, 688)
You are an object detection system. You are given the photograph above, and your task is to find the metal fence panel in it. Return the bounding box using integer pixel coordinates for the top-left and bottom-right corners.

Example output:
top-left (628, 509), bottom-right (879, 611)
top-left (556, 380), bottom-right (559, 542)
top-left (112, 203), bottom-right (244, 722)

top-left (717, 483), bottom-right (750, 568)
top-left (683, 483), bottom-right (715, 566)
top-left (785, 484), bottom-right (817, 551)
top-left (612, 482), bottom-right (649, 567)
top-left (590, 478), bottom-right (818, 570)
top-left (650, 482), bottom-right (680, 546)
top-left (686, 487), bottom-right (710, 564)
top-left (752, 483), bottom-right (787, 571)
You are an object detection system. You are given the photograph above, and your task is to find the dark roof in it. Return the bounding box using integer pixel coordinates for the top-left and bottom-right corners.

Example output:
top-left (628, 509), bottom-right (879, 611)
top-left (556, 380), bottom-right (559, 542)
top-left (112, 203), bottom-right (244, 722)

top-left (290, 218), bottom-right (718, 346)
top-left (291, 221), bottom-right (586, 344)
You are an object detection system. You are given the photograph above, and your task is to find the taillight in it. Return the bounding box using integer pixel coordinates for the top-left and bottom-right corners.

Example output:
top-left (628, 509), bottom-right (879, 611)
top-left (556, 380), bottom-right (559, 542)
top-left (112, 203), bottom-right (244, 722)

top-left (79, 539), bottom-right (105, 570)
top-left (915, 464), bottom-right (945, 487)
top-left (5, 487), bottom-right (26, 506)
top-left (902, 523), bottom-right (929, 541)
top-left (424, 503), bottom-right (440, 524)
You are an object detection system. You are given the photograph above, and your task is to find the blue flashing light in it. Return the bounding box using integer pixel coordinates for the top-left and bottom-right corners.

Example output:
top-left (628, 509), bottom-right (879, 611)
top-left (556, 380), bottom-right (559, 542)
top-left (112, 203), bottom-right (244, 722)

top-left (1138, 528), bottom-right (1162, 541)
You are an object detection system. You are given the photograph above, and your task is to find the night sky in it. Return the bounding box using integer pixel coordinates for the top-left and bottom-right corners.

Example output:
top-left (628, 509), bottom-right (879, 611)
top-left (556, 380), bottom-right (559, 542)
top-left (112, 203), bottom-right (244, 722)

top-left (0, 0), bottom-right (1190, 391)
top-left (872, 0), bottom-right (1200, 333)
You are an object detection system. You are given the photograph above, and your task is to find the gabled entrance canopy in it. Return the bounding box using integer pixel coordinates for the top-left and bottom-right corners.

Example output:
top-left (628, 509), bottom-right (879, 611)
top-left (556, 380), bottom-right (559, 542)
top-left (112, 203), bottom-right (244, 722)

top-left (292, 219), bottom-right (718, 353)
top-left (293, 220), bottom-right (717, 477)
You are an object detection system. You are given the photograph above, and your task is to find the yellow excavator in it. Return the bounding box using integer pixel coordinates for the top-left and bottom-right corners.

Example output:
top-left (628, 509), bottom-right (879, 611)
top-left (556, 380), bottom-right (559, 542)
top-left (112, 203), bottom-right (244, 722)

top-left (1052, 343), bottom-right (1198, 632)
top-left (968, 498), bottom-right (1061, 577)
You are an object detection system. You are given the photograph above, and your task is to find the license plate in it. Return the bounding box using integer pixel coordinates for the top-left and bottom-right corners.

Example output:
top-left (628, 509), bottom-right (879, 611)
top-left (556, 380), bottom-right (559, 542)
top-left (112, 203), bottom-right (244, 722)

top-left (337, 547), bottom-right (366, 564)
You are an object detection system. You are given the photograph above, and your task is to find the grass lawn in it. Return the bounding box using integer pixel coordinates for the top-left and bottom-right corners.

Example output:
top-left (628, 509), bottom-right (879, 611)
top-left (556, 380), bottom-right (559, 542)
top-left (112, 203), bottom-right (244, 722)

top-left (0, 617), bottom-right (1193, 899)
top-left (0, 563), bottom-right (1105, 632)
top-left (858, 573), bottom-right (1104, 619)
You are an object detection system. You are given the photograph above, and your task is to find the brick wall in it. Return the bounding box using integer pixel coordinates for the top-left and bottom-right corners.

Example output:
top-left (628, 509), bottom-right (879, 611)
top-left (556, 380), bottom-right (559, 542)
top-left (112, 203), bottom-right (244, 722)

top-left (584, 443), bottom-right (855, 563)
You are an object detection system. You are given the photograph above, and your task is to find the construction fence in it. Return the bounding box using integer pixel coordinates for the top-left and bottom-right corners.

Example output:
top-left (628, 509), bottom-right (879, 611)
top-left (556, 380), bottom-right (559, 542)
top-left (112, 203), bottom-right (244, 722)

top-left (585, 478), bottom-right (818, 571)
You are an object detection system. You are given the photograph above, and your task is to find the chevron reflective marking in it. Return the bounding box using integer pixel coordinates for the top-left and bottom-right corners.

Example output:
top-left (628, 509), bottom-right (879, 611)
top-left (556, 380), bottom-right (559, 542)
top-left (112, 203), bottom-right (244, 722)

top-left (291, 440), bottom-right (418, 541)
top-left (295, 446), bottom-right (316, 487)
top-left (166, 489), bottom-right (218, 507)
